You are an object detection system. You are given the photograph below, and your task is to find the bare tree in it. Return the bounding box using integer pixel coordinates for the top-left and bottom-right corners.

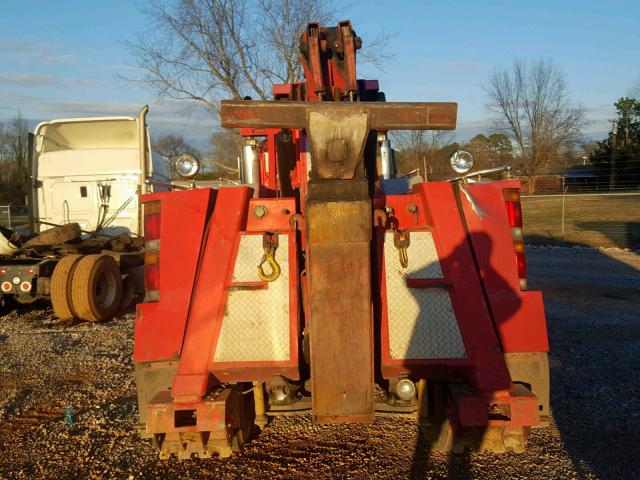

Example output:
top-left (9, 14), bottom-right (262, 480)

top-left (128, 0), bottom-right (394, 114)
top-left (462, 133), bottom-right (513, 170)
top-left (152, 133), bottom-right (200, 177)
top-left (128, 0), bottom-right (337, 112)
top-left (0, 114), bottom-right (29, 203)
top-left (485, 59), bottom-right (586, 187)
top-left (208, 129), bottom-right (243, 175)
top-left (391, 130), bottom-right (457, 179)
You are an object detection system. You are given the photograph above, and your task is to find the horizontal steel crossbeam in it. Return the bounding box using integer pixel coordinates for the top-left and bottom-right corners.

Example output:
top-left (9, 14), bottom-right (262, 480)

top-left (220, 100), bottom-right (458, 130)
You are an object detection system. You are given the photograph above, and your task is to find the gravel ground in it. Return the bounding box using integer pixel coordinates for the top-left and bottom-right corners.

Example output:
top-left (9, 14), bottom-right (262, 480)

top-left (0, 246), bottom-right (638, 480)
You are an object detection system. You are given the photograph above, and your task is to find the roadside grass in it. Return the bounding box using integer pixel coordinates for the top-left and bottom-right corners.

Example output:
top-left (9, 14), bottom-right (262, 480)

top-left (522, 194), bottom-right (640, 249)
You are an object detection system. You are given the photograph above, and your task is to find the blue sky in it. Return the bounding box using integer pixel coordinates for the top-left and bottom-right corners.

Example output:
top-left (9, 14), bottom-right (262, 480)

top-left (0, 0), bottom-right (638, 148)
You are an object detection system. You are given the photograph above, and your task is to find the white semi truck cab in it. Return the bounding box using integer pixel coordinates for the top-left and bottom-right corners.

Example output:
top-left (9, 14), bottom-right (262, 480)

top-left (0, 106), bottom-right (169, 320)
top-left (32, 106), bottom-right (169, 236)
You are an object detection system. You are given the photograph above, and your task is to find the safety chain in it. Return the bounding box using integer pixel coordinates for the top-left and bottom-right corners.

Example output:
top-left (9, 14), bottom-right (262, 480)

top-left (257, 233), bottom-right (281, 282)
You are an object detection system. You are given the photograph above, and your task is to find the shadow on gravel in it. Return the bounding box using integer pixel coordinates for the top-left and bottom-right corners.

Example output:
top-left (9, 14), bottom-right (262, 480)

top-left (575, 221), bottom-right (640, 250)
top-left (0, 296), bottom-right (48, 317)
top-left (407, 234), bottom-right (640, 479)
top-left (528, 242), bottom-right (640, 479)
top-left (0, 298), bottom-right (136, 328)
top-left (526, 225), bottom-right (640, 250)
top-left (405, 233), bottom-right (520, 479)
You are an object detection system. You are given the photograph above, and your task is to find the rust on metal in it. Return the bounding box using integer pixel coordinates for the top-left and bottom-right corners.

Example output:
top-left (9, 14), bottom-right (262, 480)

top-left (220, 100), bottom-right (458, 131)
top-left (307, 194), bottom-right (374, 423)
top-left (337, 20), bottom-right (358, 95)
top-left (304, 23), bottom-right (325, 96)
top-left (306, 108), bottom-right (369, 179)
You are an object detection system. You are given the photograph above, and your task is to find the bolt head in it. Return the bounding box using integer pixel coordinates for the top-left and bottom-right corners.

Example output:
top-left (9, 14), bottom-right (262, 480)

top-left (253, 205), bottom-right (268, 218)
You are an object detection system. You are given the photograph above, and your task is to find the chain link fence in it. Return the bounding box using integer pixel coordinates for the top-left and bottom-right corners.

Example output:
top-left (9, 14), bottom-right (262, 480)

top-left (522, 192), bottom-right (640, 250)
top-left (0, 202), bottom-right (29, 231)
top-left (2, 183), bottom-right (639, 250)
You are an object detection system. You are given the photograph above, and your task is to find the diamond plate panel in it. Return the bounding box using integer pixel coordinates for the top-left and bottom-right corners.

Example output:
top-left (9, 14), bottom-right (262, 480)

top-left (214, 234), bottom-right (290, 362)
top-left (384, 231), bottom-right (466, 359)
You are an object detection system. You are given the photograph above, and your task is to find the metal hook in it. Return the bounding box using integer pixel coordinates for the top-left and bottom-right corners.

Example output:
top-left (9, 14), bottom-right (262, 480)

top-left (257, 233), bottom-right (281, 282)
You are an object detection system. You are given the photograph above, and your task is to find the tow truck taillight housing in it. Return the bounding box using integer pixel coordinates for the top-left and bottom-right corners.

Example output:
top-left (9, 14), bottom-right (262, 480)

top-left (503, 189), bottom-right (528, 290)
top-left (143, 201), bottom-right (161, 302)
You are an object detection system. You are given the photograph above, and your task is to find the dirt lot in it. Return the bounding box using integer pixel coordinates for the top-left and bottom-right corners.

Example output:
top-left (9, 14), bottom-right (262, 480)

top-left (1, 246), bottom-right (639, 480)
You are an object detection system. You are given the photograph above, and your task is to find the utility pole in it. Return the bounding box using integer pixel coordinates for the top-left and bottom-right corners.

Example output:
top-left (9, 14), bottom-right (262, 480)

top-left (609, 120), bottom-right (617, 191)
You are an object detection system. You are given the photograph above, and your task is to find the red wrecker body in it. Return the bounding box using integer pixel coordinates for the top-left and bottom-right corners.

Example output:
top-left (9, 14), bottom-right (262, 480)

top-left (133, 21), bottom-right (549, 458)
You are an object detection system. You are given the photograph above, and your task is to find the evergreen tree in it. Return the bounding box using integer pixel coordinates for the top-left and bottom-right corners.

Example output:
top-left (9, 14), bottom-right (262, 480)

top-left (590, 97), bottom-right (640, 190)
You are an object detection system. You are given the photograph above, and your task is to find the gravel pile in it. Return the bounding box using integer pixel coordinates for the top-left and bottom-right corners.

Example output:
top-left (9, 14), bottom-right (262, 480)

top-left (1, 247), bottom-right (638, 479)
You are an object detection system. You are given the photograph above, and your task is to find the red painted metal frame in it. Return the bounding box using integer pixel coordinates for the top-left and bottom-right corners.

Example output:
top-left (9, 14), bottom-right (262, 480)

top-left (146, 390), bottom-right (229, 435)
top-left (376, 182), bottom-right (512, 393)
top-left (171, 187), bottom-right (252, 402)
top-left (134, 188), bottom-right (212, 363)
top-left (459, 180), bottom-right (549, 353)
top-left (299, 21), bottom-right (359, 101)
top-left (136, 190), bottom-right (300, 398)
top-left (135, 17), bottom-right (548, 433)
top-left (246, 198), bottom-right (295, 232)
top-left (206, 196), bottom-right (300, 382)
top-left (406, 278), bottom-right (452, 289)
top-left (261, 130), bottom-right (278, 192)
top-left (452, 385), bottom-right (540, 427)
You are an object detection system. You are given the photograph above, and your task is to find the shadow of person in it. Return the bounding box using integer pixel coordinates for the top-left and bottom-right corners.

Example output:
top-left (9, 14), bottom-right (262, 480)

top-left (400, 231), bottom-right (523, 478)
top-left (526, 245), bottom-right (640, 478)
top-left (575, 220), bottom-right (640, 250)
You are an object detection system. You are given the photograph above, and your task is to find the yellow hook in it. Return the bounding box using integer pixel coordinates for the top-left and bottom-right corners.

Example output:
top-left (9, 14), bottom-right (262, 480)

top-left (257, 251), bottom-right (281, 282)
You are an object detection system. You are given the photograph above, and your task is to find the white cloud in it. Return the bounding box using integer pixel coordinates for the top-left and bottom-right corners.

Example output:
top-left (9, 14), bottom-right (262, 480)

top-left (0, 74), bottom-right (60, 86)
top-left (0, 40), bottom-right (81, 65)
top-left (0, 73), bottom-right (101, 88)
top-left (0, 92), bottom-right (216, 148)
top-left (440, 60), bottom-right (486, 71)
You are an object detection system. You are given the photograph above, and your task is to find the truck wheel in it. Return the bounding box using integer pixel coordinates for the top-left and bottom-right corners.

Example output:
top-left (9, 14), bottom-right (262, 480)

top-left (23, 223), bottom-right (81, 248)
top-left (71, 254), bottom-right (122, 322)
top-left (119, 275), bottom-right (136, 311)
top-left (51, 254), bottom-right (84, 320)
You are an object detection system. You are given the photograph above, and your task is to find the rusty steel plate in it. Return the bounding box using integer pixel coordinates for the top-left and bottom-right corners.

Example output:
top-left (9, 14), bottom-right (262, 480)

top-left (220, 100), bottom-right (457, 131)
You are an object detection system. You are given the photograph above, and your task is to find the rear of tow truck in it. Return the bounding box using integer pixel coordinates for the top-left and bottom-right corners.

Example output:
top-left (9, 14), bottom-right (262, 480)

top-left (132, 20), bottom-right (549, 458)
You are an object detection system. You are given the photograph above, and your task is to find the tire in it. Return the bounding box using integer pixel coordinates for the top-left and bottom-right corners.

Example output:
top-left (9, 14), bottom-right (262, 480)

top-left (70, 254), bottom-right (122, 322)
top-left (23, 223), bottom-right (81, 248)
top-left (420, 380), bottom-right (453, 452)
top-left (51, 254), bottom-right (84, 320)
top-left (118, 275), bottom-right (136, 311)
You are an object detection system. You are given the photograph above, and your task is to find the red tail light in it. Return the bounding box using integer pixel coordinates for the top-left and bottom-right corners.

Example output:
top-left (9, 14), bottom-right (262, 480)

top-left (514, 241), bottom-right (527, 279)
top-left (143, 201), bottom-right (161, 302)
top-left (503, 189), bottom-right (522, 228)
top-left (144, 201), bottom-right (161, 240)
top-left (144, 265), bottom-right (160, 292)
top-left (504, 190), bottom-right (528, 289)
